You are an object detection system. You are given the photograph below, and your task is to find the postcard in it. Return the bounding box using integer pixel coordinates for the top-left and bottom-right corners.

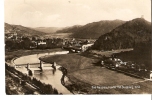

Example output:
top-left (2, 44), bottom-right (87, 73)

top-left (5, 0), bottom-right (151, 95)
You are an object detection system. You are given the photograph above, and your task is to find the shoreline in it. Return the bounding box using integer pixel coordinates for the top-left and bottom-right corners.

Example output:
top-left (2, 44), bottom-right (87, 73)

top-left (6, 48), bottom-right (152, 94)
top-left (39, 50), bottom-right (152, 94)
top-left (6, 49), bottom-right (72, 94)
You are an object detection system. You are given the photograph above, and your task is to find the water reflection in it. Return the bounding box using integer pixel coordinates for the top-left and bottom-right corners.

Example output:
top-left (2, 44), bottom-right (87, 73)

top-left (14, 51), bottom-right (71, 94)
top-left (52, 69), bottom-right (56, 75)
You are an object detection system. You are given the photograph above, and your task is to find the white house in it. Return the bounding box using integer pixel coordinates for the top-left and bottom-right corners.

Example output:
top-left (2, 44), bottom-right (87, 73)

top-left (37, 41), bottom-right (46, 45)
top-left (81, 43), bottom-right (93, 52)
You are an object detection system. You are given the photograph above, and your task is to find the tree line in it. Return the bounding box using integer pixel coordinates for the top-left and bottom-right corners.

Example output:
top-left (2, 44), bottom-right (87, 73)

top-left (5, 37), bottom-right (64, 50)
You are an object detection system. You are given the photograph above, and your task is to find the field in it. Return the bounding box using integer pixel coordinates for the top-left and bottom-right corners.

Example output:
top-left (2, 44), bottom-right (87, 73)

top-left (44, 33), bottom-right (73, 38)
top-left (41, 53), bottom-right (98, 72)
top-left (90, 48), bottom-right (133, 57)
top-left (72, 68), bottom-right (142, 86)
top-left (41, 53), bottom-right (152, 94)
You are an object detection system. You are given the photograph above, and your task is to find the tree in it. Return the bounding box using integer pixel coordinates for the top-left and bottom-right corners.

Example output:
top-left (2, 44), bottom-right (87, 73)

top-left (5, 40), bottom-right (15, 50)
top-left (21, 37), bottom-right (32, 49)
top-left (53, 88), bottom-right (58, 94)
top-left (28, 70), bottom-right (33, 76)
top-left (32, 37), bottom-right (36, 41)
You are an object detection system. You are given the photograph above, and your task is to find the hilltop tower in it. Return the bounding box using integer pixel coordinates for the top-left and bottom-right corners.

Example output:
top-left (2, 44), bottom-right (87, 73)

top-left (141, 15), bottom-right (144, 19)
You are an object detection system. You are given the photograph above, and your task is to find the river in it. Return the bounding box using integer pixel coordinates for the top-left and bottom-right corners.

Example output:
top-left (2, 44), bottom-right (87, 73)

top-left (13, 51), bottom-right (72, 94)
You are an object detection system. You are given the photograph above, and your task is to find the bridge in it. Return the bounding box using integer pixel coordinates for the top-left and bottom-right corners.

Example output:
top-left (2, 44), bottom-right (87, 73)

top-left (15, 60), bottom-right (61, 73)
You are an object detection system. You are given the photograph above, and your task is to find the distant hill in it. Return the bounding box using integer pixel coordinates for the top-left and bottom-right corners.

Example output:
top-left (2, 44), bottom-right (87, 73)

top-left (92, 18), bottom-right (151, 50)
top-left (32, 27), bottom-right (63, 34)
top-left (56, 20), bottom-right (125, 39)
top-left (5, 23), bottom-right (13, 32)
top-left (56, 25), bottom-right (82, 33)
top-left (5, 23), bottom-right (47, 37)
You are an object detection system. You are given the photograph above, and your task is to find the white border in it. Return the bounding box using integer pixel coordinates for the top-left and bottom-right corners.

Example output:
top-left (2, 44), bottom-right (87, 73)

top-left (1, 0), bottom-right (151, 100)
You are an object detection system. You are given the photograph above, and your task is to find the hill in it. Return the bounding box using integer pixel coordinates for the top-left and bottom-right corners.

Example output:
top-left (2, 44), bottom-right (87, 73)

top-left (92, 18), bottom-right (151, 50)
top-left (5, 23), bottom-right (47, 37)
top-left (56, 20), bottom-right (125, 39)
top-left (32, 27), bottom-right (63, 34)
top-left (56, 25), bottom-right (82, 33)
top-left (5, 23), bottom-right (13, 32)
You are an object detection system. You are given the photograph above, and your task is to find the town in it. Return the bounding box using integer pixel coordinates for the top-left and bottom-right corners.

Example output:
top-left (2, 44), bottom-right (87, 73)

top-left (5, 29), bottom-right (94, 53)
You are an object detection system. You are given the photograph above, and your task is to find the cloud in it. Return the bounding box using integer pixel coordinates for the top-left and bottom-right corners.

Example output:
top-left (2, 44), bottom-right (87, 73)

top-left (5, 0), bottom-right (151, 27)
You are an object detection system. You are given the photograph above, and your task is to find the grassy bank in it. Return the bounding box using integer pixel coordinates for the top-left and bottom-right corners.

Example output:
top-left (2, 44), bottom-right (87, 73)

top-left (89, 48), bottom-right (133, 57)
top-left (6, 71), bottom-right (30, 95)
top-left (40, 53), bottom-right (99, 72)
top-left (41, 52), bottom-right (152, 94)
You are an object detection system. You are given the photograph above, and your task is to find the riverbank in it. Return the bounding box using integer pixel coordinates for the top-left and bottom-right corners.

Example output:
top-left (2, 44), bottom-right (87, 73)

top-left (5, 63), bottom-right (59, 94)
top-left (5, 48), bottom-right (66, 95)
top-left (40, 51), bottom-right (152, 94)
top-left (6, 48), bottom-right (152, 94)
top-left (6, 70), bottom-right (30, 95)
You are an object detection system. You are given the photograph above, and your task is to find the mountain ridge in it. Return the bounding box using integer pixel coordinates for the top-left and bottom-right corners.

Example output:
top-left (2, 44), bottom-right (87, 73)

top-left (92, 18), bottom-right (151, 50)
top-left (5, 23), bottom-right (47, 37)
top-left (56, 19), bottom-right (126, 39)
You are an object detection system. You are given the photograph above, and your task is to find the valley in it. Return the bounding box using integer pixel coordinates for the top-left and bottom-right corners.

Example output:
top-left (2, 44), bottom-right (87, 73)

top-left (5, 18), bottom-right (152, 94)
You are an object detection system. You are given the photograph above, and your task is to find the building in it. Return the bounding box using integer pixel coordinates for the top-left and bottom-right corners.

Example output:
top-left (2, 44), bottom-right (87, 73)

top-left (37, 41), bottom-right (46, 45)
top-left (81, 43), bottom-right (93, 52)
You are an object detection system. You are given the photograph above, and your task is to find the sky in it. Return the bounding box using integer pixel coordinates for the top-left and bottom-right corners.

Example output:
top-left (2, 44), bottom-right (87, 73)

top-left (5, 0), bottom-right (151, 27)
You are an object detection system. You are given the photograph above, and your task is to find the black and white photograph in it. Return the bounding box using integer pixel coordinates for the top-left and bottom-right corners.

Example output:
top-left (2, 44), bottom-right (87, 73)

top-left (4, 0), bottom-right (152, 95)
